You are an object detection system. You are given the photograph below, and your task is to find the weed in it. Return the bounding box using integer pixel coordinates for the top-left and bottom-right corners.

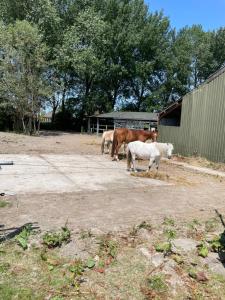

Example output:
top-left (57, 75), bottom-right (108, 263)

top-left (0, 262), bottom-right (10, 273)
top-left (68, 260), bottom-right (84, 292)
top-left (42, 226), bottom-right (71, 248)
top-left (0, 200), bottom-right (10, 208)
top-left (137, 221), bottom-right (152, 231)
top-left (86, 258), bottom-right (95, 269)
top-left (98, 235), bottom-right (118, 259)
top-left (164, 228), bottom-right (176, 240)
top-left (209, 234), bottom-right (225, 252)
top-left (15, 224), bottom-right (32, 250)
top-left (205, 218), bottom-right (219, 232)
top-left (163, 217), bottom-right (175, 226)
top-left (197, 243), bottom-right (209, 258)
top-left (147, 274), bottom-right (168, 293)
top-left (79, 230), bottom-right (93, 239)
top-left (155, 242), bottom-right (172, 254)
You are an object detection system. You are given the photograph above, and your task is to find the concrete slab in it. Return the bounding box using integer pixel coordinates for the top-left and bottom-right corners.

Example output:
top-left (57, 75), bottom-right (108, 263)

top-left (0, 154), bottom-right (169, 194)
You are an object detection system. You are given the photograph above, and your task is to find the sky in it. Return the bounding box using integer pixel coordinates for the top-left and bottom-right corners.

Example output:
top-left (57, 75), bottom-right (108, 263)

top-left (145, 0), bottom-right (225, 31)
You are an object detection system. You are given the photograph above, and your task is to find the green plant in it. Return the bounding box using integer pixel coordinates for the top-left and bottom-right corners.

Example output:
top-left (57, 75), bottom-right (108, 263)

top-left (0, 200), bottom-right (10, 208)
top-left (42, 226), bottom-right (71, 248)
top-left (147, 274), bottom-right (168, 293)
top-left (79, 230), bottom-right (93, 239)
top-left (98, 235), bottom-right (118, 259)
top-left (163, 217), bottom-right (175, 226)
top-left (15, 224), bottom-right (32, 250)
top-left (209, 234), bottom-right (225, 252)
top-left (137, 221), bottom-right (152, 231)
top-left (155, 242), bottom-right (172, 254)
top-left (164, 229), bottom-right (176, 240)
top-left (86, 258), bottom-right (95, 269)
top-left (197, 243), bottom-right (209, 258)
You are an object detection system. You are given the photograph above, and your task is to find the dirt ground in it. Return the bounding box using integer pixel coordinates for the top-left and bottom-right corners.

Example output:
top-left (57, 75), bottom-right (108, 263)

top-left (1, 131), bottom-right (225, 233)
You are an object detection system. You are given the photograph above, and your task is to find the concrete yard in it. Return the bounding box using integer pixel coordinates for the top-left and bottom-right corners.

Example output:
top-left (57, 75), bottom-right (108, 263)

top-left (0, 154), bottom-right (168, 194)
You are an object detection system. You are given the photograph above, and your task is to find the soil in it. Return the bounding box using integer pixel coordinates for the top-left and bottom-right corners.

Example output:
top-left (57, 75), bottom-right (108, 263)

top-left (1, 131), bottom-right (225, 232)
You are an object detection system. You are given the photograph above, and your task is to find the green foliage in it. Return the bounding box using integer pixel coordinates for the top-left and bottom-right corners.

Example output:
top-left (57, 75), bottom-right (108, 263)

top-left (147, 274), bottom-right (168, 293)
top-left (98, 235), bottom-right (118, 259)
top-left (163, 217), bottom-right (175, 226)
top-left (209, 234), bottom-right (225, 252)
top-left (86, 258), bottom-right (95, 269)
top-left (15, 224), bottom-right (33, 250)
top-left (0, 200), bottom-right (10, 208)
top-left (155, 242), bottom-right (171, 254)
top-left (0, 0), bottom-right (225, 131)
top-left (197, 243), bottom-right (209, 258)
top-left (164, 229), bottom-right (176, 240)
top-left (42, 226), bottom-right (71, 248)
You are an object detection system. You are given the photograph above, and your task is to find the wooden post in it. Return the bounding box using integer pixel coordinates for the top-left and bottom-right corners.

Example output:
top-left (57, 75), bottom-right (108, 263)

top-left (97, 118), bottom-right (99, 136)
top-left (88, 117), bottom-right (91, 133)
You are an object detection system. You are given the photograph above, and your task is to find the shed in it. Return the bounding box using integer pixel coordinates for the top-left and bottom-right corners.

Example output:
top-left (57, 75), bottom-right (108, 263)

top-left (88, 111), bottom-right (158, 135)
top-left (158, 65), bottom-right (225, 162)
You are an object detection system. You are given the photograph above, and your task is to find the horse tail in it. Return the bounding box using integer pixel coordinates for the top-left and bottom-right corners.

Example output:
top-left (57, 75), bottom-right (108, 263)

top-left (111, 129), bottom-right (117, 157)
top-left (127, 146), bottom-right (132, 169)
top-left (101, 136), bottom-right (105, 154)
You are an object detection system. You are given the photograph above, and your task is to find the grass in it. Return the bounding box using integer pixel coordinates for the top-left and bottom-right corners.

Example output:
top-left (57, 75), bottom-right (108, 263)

top-left (42, 226), bottom-right (71, 248)
top-left (1, 217), bottom-right (225, 299)
top-left (0, 200), bottom-right (10, 208)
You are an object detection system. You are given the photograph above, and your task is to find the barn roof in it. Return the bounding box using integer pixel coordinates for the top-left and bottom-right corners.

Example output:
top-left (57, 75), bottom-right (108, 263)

top-left (92, 111), bottom-right (158, 121)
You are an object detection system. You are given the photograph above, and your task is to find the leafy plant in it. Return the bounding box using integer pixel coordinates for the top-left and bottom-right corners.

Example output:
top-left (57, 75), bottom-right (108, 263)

top-left (98, 235), bottom-right (118, 259)
top-left (209, 234), bottom-right (225, 252)
top-left (15, 224), bottom-right (32, 250)
top-left (42, 226), bottom-right (71, 248)
top-left (164, 229), bottom-right (176, 240)
top-left (147, 274), bottom-right (168, 293)
top-left (79, 230), bottom-right (93, 239)
top-left (86, 258), bottom-right (95, 269)
top-left (163, 217), bottom-right (175, 226)
top-left (137, 221), bottom-right (152, 231)
top-left (155, 242), bottom-right (172, 254)
top-left (197, 243), bottom-right (209, 258)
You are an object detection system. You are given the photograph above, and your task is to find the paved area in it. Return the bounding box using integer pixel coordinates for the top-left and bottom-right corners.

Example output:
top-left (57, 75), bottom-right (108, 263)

top-left (0, 154), bottom-right (168, 194)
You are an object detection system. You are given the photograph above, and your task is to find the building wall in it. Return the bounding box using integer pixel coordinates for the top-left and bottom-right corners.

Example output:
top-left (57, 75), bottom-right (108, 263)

top-left (159, 71), bottom-right (225, 162)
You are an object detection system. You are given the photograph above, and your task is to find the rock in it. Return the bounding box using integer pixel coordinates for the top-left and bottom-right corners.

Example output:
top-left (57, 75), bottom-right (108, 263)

top-left (196, 271), bottom-right (208, 282)
top-left (172, 238), bottom-right (197, 253)
top-left (204, 252), bottom-right (225, 277)
top-left (139, 248), bottom-right (164, 267)
top-left (138, 228), bottom-right (152, 241)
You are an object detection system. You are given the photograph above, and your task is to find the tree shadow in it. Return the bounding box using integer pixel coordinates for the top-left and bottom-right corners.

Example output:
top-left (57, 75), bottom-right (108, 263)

top-left (0, 222), bottom-right (39, 243)
top-left (215, 210), bottom-right (225, 264)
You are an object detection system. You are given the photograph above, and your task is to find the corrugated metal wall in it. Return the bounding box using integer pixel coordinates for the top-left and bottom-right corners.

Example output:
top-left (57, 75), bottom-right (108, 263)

top-left (159, 72), bottom-right (225, 162)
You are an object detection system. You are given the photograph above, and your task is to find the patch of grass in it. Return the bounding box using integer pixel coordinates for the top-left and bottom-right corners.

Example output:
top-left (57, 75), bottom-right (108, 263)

top-left (15, 224), bottom-right (33, 250)
top-left (155, 241), bottom-right (172, 254)
top-left (0, 200), bottom-right (10, 208)
top-left (98, 235), bottom-right (118, 259)
top-left (147, 274), bottom-right (168, 292)
top-left (205, 217), bottom-right (219, 232)
top-left (164, 228), bottom-right (176, 240)
top-left (42, 226), bottom-right (71, 248)
top-left (197, 242), bottom-right (209, 258)
top-left (79, 230), bottom-right (93, 239)
top-left (163, 217), bottom-right (175, 226)
top-left (209, 233), bottom-right (225, 252)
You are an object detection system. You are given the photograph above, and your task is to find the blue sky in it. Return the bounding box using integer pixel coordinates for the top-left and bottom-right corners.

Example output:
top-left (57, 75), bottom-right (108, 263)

top-left (145, 0), bottom-right (225, 31)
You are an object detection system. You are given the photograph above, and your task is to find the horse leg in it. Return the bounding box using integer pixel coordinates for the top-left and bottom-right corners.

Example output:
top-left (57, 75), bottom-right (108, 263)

top-left (106, 141), bottom-right (110, 154)
top-left (114, 142), bottom-right (122, 161)
top-left (155, 155), bottom-right (160, 170)
top-left (132, 154), bottom-right (137, 172)
top-left (148, 157), bottom-right (155, 172)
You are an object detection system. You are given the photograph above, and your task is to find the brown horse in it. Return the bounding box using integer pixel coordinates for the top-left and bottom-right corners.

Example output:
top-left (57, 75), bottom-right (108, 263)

top-left (111, 128), bottom-right (158, 160)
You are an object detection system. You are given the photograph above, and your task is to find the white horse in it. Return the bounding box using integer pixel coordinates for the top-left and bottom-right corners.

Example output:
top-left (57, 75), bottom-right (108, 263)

top-left (101, 130), bottom-right (127, 155)
top-left (101, 130), bottom-right (114, 154)
top-left (127, 141), bottom-right (174, 172)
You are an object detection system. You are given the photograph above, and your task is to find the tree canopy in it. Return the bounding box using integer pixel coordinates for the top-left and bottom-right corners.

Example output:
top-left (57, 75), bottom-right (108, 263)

top-left (0, 0), bottom-right (224, 132)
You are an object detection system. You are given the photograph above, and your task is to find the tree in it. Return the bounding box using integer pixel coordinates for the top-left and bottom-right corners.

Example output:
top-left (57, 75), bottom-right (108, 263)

top-left (0, 21), bottom-right (50, 134)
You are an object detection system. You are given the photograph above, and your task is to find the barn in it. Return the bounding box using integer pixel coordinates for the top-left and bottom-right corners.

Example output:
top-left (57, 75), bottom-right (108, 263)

top-left (88, 111), bottom-right (158, 135)
top-left (158, 66), bottom-right (225, 162)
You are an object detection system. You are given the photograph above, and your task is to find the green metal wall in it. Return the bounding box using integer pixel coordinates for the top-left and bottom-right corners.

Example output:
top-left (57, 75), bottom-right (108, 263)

top-left (159, 72), bottom-right (225, 162)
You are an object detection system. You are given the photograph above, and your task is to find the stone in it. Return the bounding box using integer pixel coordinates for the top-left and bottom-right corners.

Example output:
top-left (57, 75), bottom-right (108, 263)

top-left (172, 238), bottom-right (197, 253)
top-left (139, 248), bottom-right (164, 267)
top-left (204, 252), bottom-right (225, 277)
